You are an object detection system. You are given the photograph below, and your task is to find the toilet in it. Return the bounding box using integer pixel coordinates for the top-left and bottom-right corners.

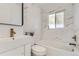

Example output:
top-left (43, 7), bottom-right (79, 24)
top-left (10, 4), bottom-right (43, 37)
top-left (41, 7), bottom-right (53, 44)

top-left (32, 45), bottom-right (47, 56)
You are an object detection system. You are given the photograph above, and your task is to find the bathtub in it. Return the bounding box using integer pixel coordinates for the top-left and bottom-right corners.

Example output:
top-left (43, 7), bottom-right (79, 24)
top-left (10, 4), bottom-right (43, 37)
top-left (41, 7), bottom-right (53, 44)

top-left (35, 39), bottom-right (79, 56)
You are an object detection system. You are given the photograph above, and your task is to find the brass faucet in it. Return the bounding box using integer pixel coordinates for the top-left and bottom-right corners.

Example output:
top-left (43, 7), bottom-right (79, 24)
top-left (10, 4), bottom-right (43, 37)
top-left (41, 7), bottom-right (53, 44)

top-left (10, 28), bottom-right (16, 37)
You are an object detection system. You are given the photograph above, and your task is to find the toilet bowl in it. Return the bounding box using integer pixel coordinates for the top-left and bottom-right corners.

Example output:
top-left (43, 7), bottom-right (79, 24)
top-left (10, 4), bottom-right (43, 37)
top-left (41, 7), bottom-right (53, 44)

top-left (32, 45), bottom-right (47, 56)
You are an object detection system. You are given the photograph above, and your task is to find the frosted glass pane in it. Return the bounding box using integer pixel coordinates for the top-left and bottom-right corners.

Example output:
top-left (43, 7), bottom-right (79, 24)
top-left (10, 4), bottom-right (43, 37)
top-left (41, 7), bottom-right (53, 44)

top-left (56, 12), bottom-right (64, 28)
top-left (49, 14), bottom-right (55, 29)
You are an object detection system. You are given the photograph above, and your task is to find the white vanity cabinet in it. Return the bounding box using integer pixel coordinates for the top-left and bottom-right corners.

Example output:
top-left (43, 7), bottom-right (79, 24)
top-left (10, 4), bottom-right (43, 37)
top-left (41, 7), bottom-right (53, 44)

top-left (0, 36), bottom-right (32, 56)
top-left (0, 46), bottom-right (24, 56)
top-left (0, 44), bottom-right (32, 56)
top-left (25, 44), bottom-right (31, 56)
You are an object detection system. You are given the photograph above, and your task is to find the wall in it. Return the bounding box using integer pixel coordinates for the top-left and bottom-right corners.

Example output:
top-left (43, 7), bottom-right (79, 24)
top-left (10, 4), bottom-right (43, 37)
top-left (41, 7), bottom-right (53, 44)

top-left (41, 4), bottom-right (75, 43)
top-left (23, 3), bottom-right (42, 42)
top-left (0, 3), bottom-right (77, 45)
top-left (0, 25), bottom-right (23, 38)
top-left (73, 4), bottom-right (79, 44)
top-left (73, 4), bottom-right (79, 32)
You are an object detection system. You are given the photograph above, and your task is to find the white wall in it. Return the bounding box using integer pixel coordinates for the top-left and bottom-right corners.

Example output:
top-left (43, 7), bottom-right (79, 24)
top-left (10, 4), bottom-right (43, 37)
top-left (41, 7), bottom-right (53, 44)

top-left (23, 3), bottom-right (42, 42)
top-left (73, 4), bottom-right (79, 32)
top-left (0, 25), bottom-right (23, 38)
top-left (73, 4), bottom-right (79, 44)
top-left (0, 3), bottom-right (78, 45)
top-left (41, 4), bottom-right (74, 43)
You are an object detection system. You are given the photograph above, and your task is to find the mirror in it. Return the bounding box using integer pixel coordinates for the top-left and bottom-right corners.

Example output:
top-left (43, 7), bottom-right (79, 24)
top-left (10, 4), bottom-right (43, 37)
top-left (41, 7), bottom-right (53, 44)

top-left (0, 3), bottom-right (23, 26)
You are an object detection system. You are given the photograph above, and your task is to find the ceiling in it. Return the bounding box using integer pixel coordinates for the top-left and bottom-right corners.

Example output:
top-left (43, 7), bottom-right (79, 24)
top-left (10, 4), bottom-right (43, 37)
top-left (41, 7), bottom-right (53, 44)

top-left (33, 3), bottom-right (73, 12)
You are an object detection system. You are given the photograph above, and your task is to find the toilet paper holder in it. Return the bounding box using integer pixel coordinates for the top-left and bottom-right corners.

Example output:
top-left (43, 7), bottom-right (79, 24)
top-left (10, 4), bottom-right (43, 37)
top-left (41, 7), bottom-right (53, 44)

top-left (25, 32), bottom-right (34, 36)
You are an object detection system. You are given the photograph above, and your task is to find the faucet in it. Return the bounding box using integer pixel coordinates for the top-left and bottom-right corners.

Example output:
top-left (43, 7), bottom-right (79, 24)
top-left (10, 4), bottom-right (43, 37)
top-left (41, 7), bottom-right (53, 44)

top-left (69, 35), bottom-right (77, 46)
top-left (10, 28), bottom-right (16, 37)
top-left (69, 43), bottom-right (76, 46)
top-left (69, 35), bottom-right (77, 51)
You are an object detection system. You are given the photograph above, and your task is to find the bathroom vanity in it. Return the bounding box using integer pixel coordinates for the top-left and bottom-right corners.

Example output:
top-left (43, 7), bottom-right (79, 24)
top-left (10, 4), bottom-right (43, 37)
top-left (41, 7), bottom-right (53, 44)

top-left (0, 35), bottom-right (33, 56)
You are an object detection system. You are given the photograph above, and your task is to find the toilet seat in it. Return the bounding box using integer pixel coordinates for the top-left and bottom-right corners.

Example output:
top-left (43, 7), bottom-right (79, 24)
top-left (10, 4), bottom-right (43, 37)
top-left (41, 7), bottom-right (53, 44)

top-left (32, 45), bottom-right (46, 52)
top-left (32, 45), bottom-right (47, 56)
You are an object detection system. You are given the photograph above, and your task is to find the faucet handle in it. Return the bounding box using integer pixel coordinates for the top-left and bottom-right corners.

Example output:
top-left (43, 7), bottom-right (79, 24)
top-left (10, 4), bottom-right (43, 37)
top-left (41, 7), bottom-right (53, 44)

top-left (69, 43), bottom-right (76, 46)
top-left (72, 35), bottom-right (76, 42)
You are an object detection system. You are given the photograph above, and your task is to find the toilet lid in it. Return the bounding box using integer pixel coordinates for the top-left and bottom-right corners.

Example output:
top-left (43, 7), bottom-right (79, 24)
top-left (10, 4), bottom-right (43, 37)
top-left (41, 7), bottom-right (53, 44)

top-left (32, 45), bottom-right (46, 52)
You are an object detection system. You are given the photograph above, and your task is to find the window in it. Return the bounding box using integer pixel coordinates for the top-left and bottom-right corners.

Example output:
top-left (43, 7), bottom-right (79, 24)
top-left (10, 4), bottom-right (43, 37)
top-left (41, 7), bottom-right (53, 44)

top-left (49, 14), bottom-right (55, 29)
top-left (49, 11), bottom-right (64, 29)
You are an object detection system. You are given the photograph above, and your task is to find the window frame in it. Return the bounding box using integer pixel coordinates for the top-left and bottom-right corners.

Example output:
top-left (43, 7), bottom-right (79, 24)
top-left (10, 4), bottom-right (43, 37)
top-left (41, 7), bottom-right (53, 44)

top-left (48, 10), bottom-right (65, 29)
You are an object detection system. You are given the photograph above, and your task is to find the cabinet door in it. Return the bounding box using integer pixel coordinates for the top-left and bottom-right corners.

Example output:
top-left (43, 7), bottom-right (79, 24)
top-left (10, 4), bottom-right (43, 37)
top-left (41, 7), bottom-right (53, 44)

top-left (0, 46), bottom-right (24, 56)
top-left (25, 44), bottom-right (31, 56)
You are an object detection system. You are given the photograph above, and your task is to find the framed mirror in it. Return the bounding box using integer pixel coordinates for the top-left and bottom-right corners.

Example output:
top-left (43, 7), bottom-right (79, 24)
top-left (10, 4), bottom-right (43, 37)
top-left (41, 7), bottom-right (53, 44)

top-left (0, 3), bottom-right (23, 26)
